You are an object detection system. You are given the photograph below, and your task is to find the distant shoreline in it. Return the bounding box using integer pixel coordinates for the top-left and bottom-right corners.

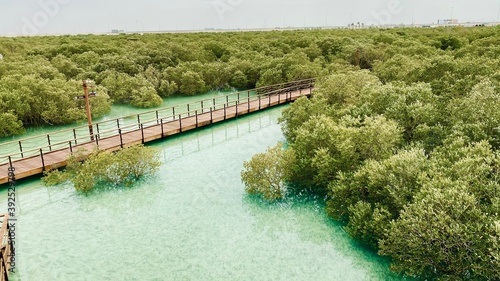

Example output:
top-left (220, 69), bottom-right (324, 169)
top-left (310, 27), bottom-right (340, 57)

top-left (2, 21), bottom-right (499, 38)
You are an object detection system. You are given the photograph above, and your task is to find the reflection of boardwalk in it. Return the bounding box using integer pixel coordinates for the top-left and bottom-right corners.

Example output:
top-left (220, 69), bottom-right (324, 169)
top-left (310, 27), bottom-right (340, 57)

top-left (0, 80), bottom-right (314, 185)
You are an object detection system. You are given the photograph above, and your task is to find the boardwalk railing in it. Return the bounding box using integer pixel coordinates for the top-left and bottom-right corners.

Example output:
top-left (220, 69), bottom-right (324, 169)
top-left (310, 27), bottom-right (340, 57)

top-left (0, 79), bottom-right (315, 167)
top-left (0, 214), bottom-right (12, 281)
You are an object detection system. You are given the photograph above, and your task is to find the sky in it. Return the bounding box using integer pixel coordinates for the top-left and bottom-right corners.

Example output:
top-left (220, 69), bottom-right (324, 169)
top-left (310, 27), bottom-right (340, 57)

top-left (0, 0), bottom-right (499, 36)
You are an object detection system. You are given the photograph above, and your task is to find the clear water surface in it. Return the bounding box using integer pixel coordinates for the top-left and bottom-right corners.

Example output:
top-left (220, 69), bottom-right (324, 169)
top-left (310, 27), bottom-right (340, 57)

top-left (0, 100), bottom-right (405, 280)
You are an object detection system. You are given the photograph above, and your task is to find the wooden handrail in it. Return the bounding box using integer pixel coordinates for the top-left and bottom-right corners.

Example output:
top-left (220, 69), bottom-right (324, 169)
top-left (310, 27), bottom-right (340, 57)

top-left (0, 214), bottom-right (11, 281)
top-left (0, 79), bottom-right (315, 165)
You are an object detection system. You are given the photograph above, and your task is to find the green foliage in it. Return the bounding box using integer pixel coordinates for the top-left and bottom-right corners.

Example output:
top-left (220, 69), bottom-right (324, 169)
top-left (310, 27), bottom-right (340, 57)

top-left (380, 182), bottom-right (498, 280)
top-left (100, 71), bottom-right (162, 107)
top-left (240, 26), bottom-right (500, 280)
top-left (42, 168), bottom-right (71, 186)
top-left (7, 27), bottom-right (500, 139)
top-left (241, 143), bottom-right (295, 201)
top-left (0, 112), bottom-right (24, 137)
top-left (43, 145), bottom-right (161, 193)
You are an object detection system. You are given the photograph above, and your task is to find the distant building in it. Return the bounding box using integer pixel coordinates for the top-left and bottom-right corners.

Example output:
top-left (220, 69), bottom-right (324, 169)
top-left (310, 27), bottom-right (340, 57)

top-left (438, 19), bottom-right (459, 25)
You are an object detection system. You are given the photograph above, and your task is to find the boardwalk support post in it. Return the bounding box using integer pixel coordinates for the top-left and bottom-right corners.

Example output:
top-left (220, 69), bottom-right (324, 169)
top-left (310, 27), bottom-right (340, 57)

top-left (210, 107), bottom-right (213, 124)
top-left (137, 115), bottom-right (141, 129)
top-left (47, 135), bottom-right (52, 151)
top-left (187, 104), bottom-right (190, 117)
top-left (19, 141), bottom-right (23, 158)
top-left (141, 124), bottom-right (145, 144)
top-left (160, 119), bottom-right (164, 139)
top-left (69, 141), bottom-right (73, 153)
top-left (40, 149), bottom-right (45, 171)
top-left (179, 115), bottom-right (182, 133)
top-left (156, 111), bottom-right (160, 125)
top-left (195, 110), bottom-right (198, 128)
top-left (8, 156), bottom-right (13, 169)
top-left (224, 104), bottom-right (226, 120)
top-left (73, 129), bottom-right (77, 145)
top-left (118, 129), bottom-right (123, 148)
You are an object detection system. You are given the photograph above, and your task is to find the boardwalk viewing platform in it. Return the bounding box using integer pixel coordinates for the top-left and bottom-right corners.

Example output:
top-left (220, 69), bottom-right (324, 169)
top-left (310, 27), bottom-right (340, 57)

top-left (0, 79), bottom-right (315, 185)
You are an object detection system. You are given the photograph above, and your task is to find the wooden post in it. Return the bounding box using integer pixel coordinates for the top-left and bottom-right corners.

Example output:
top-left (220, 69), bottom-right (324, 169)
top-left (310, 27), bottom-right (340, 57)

top-left (81, 80), bottom-right (95, 141)
top-left (118, 129), bottom-right (123, 148)
top-left (137, 115), bottom-right (141, 129)
top-left (210, 107), bottom-right (213, 124)
top-left (247, 96), bottom-right (250, 112)
top-left (160, 119), bottom-right (164, 139)
top-left (236, 100), bottom-right (239, 117)
top-left (18, 141), bottom-right (23, 158)
top-left (69, 141), bottom-right (73, 153)
top-left (156, 111), bottom-right (159, 125)
top-left (47, 135), bottom-right (52, 151)
top-left (172, 107), bottom-right (175, 117)
top-left (73, 129), bottom-right (77, 145)
top-left (96, 123), bottom-right (100, 139)
top-left (224, 104), bottom-right (226, 120)
top-left (226, 95), bottom-right (229, 105)
top-left (268, 94), bottom-right (271, 107)
top-left (8, 156), bottom-right (13, 169)
top-left (201, 101), bottom-right (204, 113)
top-left (141, 124), bottom-right (145, 144)
top-left (259, 95), bottom-right (261, 110)
top-left (195, 110), bottom-right (198, 128)
top-left (213, 98), bottom-right (216, 110)
top-left (40, 149), bottom-right (45, 171)
top-left (95, 133), bottom-right (99, 146)
top-left (116, 119), bottom-right (120, 130)
top-left (179, 115), bottom-right (182, 132)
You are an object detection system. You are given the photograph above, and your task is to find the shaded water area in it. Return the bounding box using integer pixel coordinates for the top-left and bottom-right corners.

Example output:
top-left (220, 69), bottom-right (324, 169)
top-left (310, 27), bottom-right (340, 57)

top-left (0, 103), bottom-right (405, 280)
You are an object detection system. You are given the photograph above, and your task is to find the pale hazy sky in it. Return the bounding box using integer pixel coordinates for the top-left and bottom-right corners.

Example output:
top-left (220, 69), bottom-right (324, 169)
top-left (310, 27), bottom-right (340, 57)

top-left (1, 0), bottom-right (500, 36)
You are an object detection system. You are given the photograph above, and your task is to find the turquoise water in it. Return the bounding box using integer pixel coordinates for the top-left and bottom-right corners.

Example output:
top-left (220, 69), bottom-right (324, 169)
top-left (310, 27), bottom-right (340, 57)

top-left (0, 106), bottom-right (404, 280)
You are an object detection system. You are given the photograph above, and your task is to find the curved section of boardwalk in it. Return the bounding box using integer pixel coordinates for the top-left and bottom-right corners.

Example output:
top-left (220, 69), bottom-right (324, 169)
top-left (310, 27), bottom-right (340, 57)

top-left (0, 80), bottom-right (314, 185)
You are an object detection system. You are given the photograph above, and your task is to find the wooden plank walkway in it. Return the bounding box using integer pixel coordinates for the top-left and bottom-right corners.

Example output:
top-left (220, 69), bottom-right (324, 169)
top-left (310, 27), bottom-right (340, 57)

top-left (0, 214), bottom-right (13, 281)
top-left (0, 80), bottom-right (314, 185)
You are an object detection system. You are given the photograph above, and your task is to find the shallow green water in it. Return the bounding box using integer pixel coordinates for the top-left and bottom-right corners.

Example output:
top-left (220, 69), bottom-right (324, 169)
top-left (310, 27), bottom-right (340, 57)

top-left (0, 106), bottom-right (404, 281)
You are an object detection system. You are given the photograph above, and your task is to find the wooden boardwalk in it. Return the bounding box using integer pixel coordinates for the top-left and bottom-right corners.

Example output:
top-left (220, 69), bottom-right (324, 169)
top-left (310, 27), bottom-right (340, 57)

top-left (0, 214), bottom-right (13, 281)
top-left (0, 79), bottom-right (314, 185)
